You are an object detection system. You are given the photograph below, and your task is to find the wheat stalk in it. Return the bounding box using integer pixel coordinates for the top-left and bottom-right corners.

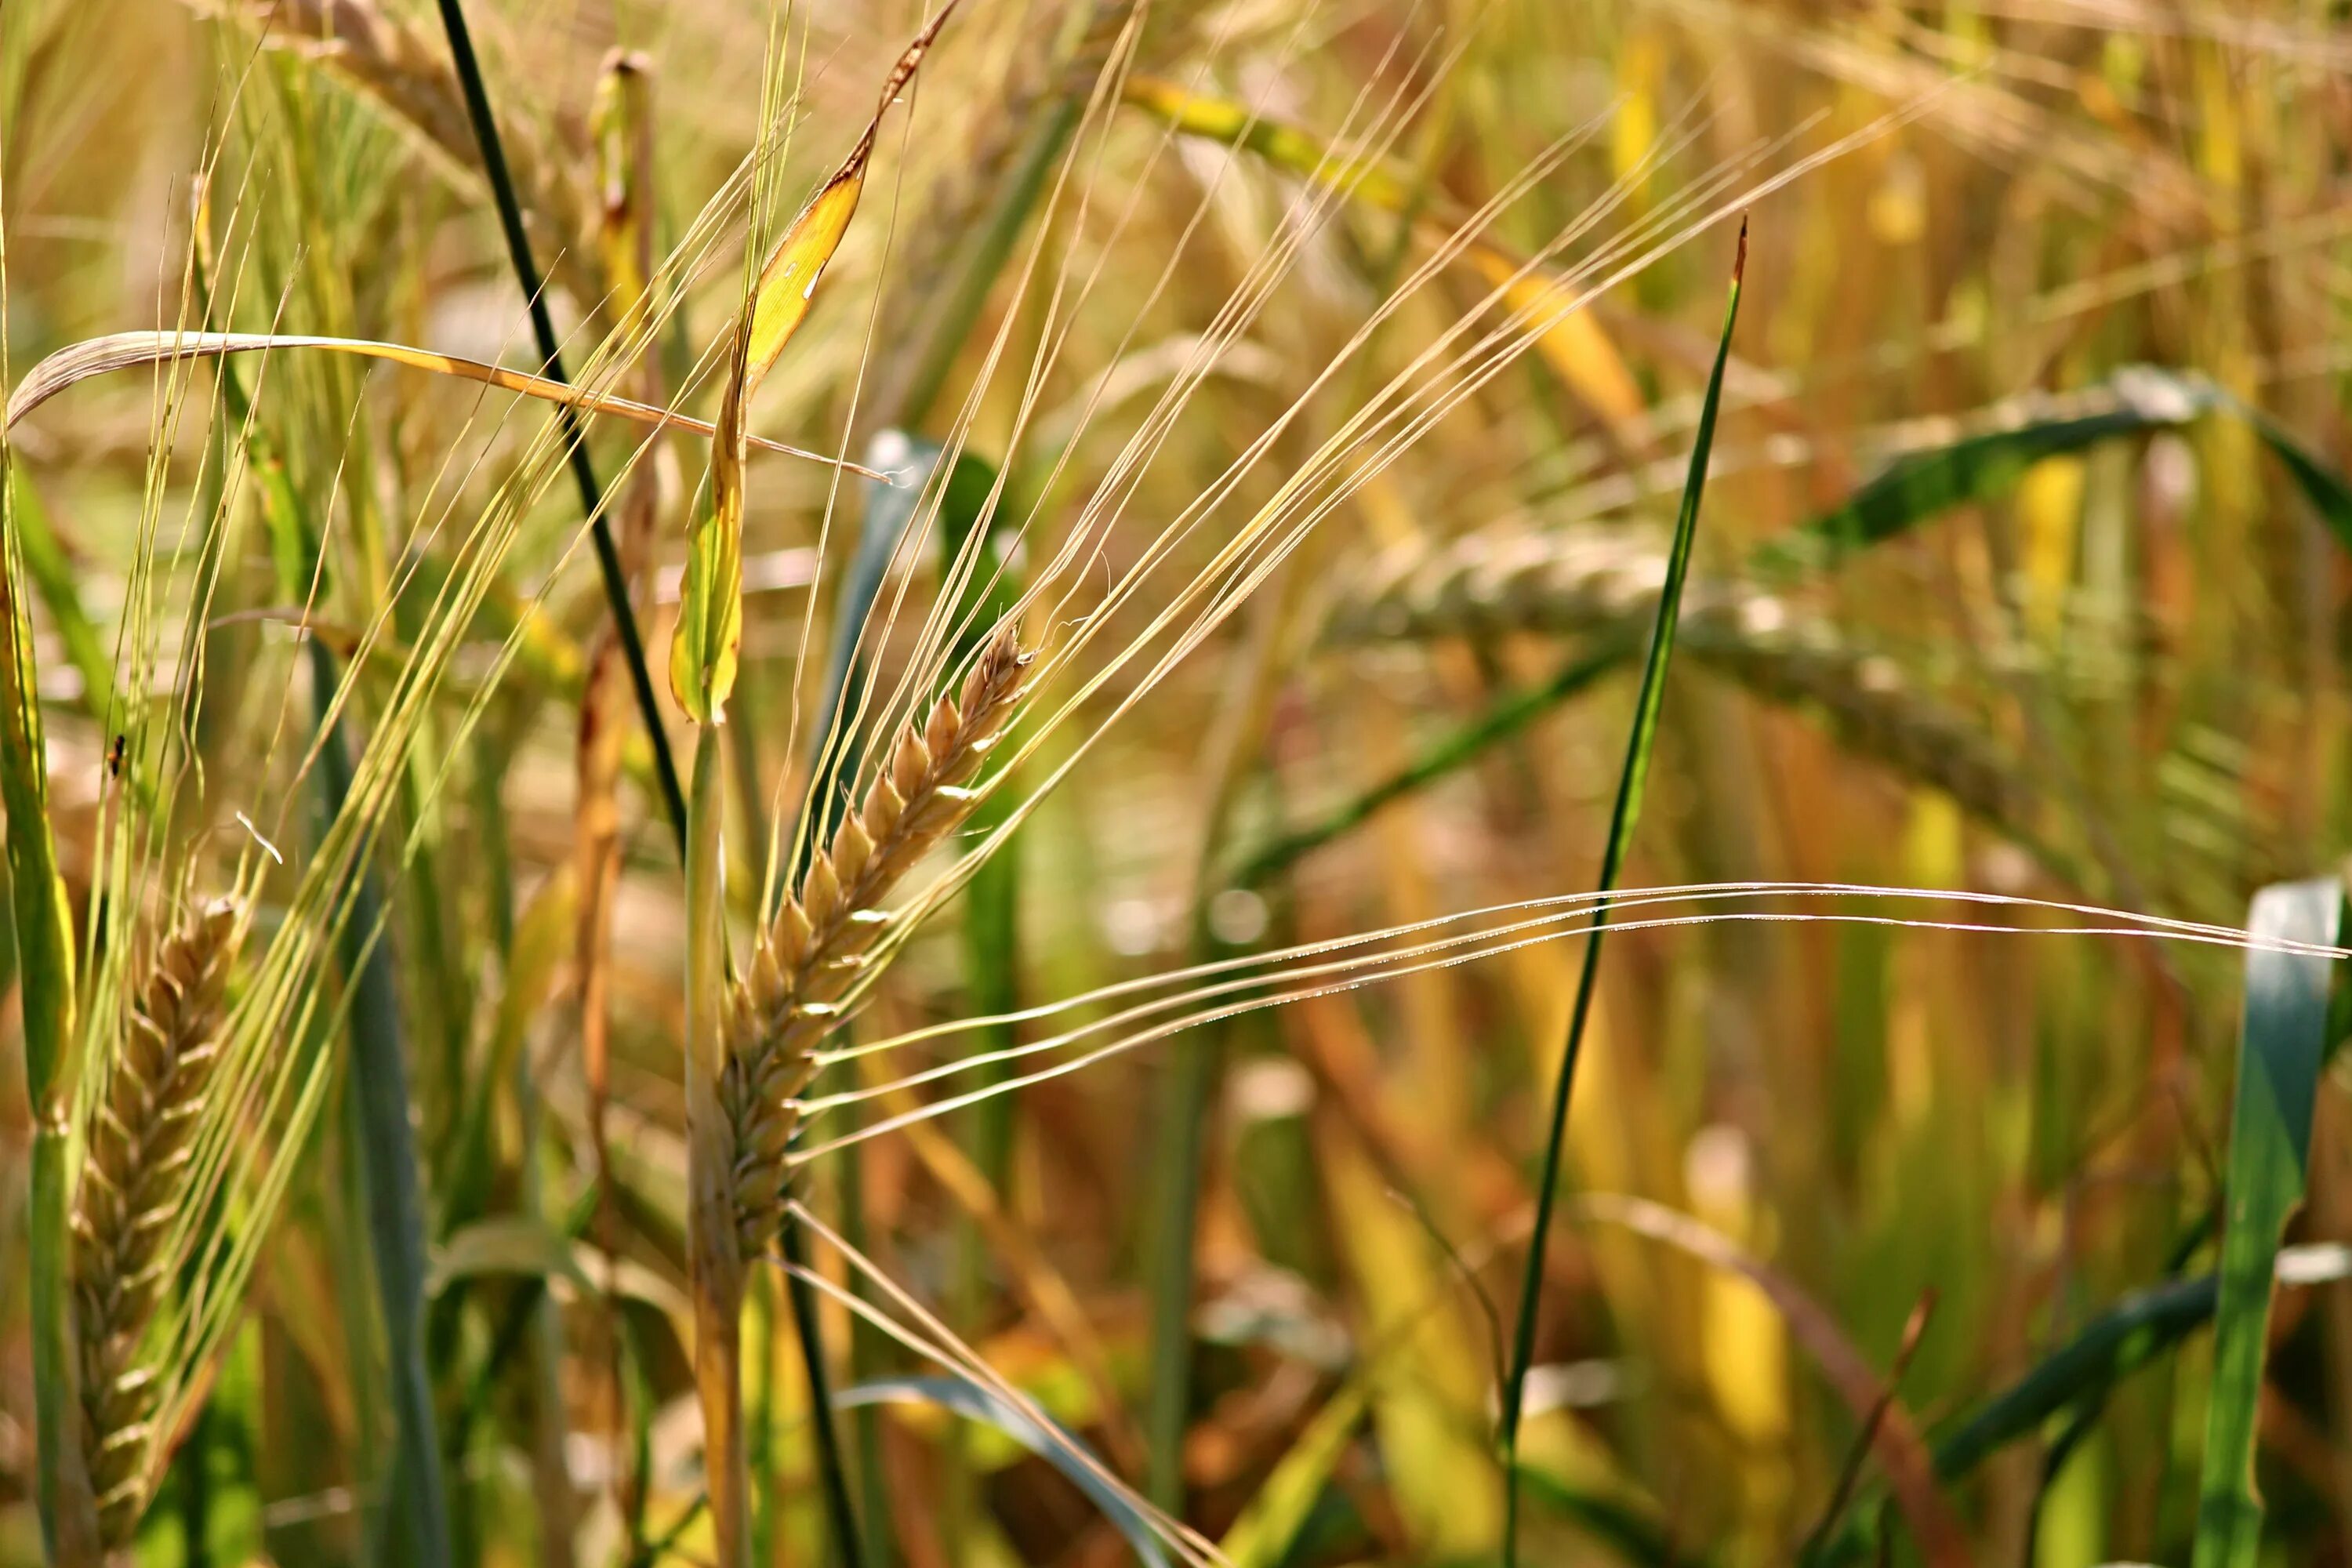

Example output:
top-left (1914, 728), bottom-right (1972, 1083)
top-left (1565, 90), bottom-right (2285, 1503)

top-left (726, 626), bottom-right (1033, 1252)
top-left (70, 896), bottom-right (245, 1548)
top-left (1325, 528), bottom-right (2037, 833)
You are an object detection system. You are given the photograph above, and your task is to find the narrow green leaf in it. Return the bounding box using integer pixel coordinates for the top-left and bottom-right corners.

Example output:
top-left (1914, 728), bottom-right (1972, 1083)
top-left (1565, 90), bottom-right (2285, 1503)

top-left (1500, 219), bottom-right (1746, 1568)
top-left (1233, 644), bottom-right (1625, 888)
top-left (668, 423), bottom-right (746, 725)
top-left (2194, 877), bottom-right (2346, 1568)
top-left (1811, 1244), bottom-right (2352, 1566)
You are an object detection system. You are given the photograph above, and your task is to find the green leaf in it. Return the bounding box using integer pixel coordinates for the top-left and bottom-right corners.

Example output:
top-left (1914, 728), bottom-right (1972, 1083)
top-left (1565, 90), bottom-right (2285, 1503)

top-left (6, 473), bottom-right (115, 726)
top-left (1500, 220), bottom-right (1747, 1568)
top-left (1812, 1244), bottom-right (2352, 1566)
top-left (835, 1376), bottom-right (1173, 1568)
top-left (2194, 877), bottom-right (2346, 1568)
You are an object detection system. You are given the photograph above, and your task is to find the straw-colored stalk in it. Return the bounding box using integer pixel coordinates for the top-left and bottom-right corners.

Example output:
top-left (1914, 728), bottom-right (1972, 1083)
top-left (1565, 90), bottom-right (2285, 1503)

top-left (727, 625), bottom-right (1033, 1253)
top-left (1325, 528), bottom-right (2035, 833)
top-left (71, 897), bottom-right (245, 1548)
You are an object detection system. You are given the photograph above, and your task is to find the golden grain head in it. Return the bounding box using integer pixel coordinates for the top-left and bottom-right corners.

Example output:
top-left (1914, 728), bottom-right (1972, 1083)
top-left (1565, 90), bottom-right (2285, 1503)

top-left (727, 627), bottom-right (1031, 1250)
top-left (72, 895), bottom-right (245, 1544)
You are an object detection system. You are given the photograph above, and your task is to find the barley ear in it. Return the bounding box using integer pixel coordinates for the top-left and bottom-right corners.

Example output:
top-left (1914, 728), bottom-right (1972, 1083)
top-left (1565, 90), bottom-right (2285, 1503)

top-left (727, 627), bottom-right (1032, 1251)
top-left (71, 895), bottom-right (245, 1548)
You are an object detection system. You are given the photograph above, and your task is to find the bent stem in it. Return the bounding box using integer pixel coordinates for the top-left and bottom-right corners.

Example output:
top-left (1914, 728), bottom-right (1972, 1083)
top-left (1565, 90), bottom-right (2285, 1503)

top-left (684, 729), bottom-right (752, 1563)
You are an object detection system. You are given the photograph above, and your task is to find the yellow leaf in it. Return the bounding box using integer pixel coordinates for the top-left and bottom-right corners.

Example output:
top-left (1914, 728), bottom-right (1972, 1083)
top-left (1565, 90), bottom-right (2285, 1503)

top-left (670, 0), bottom-right (963, 721)
top-left (743, 170), bottom-right (866, 396)
top-left (739, 0), bottom-right (963, 396)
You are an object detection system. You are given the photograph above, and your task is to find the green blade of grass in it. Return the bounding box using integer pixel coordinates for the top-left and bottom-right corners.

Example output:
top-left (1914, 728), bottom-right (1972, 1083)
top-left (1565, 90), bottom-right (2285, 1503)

top-left (2194, 876), bottom-right (2346, 1568)
top-left (2, 318), bottom-right (103, 1564)
top-left (1218, 1377), bottom-right (1370, 1568)
top-left (1498, 218), bottom-right (1746, 1568)
top-left (1809, 1243), bottom-right (2352, 1565)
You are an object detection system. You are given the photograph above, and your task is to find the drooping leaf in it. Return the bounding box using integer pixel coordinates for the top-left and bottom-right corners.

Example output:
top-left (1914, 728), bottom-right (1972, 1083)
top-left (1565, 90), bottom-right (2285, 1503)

top-left (1812, 1246), bottom-right (2352, 1565)
top-left (429, 1217), bottom-right (596, 1301)
top-left (2, 336), bottom-right (102, 1565)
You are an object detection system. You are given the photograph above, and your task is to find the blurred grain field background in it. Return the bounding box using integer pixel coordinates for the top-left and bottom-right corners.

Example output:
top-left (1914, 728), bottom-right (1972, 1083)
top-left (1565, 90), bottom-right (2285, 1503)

top-left (5, 1), bottom-right (2352, 1566)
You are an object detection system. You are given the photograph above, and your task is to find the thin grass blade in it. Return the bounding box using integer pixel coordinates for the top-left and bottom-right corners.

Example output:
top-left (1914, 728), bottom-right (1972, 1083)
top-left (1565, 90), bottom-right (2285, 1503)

top-left (1498, 219), bottom-right (1745, 1568)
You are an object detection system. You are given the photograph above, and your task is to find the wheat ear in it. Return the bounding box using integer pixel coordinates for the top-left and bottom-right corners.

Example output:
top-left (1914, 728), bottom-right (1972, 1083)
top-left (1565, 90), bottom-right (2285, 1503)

top-left (1327, 528), bottom-right (2036, 832)
top-left (71, 896), bottom-right (245, 1546)
top-left (726, 626), bottom-right (1032, 1251)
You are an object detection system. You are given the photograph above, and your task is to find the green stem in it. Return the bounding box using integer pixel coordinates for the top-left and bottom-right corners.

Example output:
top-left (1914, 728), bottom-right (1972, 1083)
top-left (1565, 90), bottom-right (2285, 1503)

top-left (1142, 973), bottom-right (1221, 1513)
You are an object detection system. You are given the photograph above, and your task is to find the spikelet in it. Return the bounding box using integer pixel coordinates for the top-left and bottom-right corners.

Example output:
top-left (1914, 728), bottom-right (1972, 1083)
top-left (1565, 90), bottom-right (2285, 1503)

top-left (71, 896), bottom-right (245, 1546)
top-left (1326, 528), bottom-right (2038, 833)
top-left (724, 628), bottom-right (1032, 1250)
